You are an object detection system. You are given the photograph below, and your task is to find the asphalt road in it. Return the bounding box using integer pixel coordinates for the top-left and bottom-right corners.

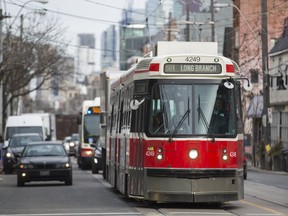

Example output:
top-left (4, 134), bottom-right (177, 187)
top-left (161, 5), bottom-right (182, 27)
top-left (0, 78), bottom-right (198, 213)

top-left (0, 158), bottom-right (287, 216)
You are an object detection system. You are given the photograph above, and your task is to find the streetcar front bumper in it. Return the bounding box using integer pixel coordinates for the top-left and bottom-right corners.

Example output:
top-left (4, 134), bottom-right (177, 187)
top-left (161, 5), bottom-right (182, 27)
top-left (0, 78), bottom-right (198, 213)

top-left (144, 168), bottom-right (244, 203)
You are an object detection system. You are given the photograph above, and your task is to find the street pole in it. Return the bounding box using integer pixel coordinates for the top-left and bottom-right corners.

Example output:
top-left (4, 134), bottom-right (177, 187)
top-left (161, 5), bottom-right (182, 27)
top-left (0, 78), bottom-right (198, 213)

top-left (0, 2), bottom-right (11, 139)
top-left (185, 0), bottom-right (190, 41)
top-left (261, 0), bottom-right (270, 169)
top-left (210, 0), bottom-right (215, 42)
top-left (0, 2), bottom-right (3, 140)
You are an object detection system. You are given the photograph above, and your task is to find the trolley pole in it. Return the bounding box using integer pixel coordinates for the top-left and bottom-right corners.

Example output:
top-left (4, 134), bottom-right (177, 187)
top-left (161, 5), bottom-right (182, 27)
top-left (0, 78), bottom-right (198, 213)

top-left (261, 0), bottom-right (270, 169)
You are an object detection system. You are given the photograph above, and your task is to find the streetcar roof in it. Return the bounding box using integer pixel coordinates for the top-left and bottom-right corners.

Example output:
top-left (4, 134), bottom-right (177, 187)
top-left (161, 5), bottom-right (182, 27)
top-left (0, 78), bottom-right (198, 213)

top-left (155, 41), bottom-right (218, 56)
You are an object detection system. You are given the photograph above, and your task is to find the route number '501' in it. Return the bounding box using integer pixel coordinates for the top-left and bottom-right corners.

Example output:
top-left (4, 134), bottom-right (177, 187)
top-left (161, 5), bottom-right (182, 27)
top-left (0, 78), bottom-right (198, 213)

top-left (185, 56), bottom-right (201, 62)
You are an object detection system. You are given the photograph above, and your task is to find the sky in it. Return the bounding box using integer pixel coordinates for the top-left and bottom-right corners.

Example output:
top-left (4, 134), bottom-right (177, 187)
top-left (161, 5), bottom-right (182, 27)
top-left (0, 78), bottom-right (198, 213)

top-left (2, 0), bottom-right (147, 68)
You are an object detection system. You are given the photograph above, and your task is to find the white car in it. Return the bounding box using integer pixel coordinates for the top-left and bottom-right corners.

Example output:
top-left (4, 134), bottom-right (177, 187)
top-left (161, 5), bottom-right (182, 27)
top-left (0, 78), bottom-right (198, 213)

top-left (62, 136), bottom-right (71, 154)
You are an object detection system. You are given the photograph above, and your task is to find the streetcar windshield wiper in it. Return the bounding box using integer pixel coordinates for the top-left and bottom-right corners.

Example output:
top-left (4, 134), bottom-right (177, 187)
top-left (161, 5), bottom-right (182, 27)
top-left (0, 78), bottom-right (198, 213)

top-left (168, 99), bottom-right (190, 142)
top-left (197, 95), bottom-right (215, 143)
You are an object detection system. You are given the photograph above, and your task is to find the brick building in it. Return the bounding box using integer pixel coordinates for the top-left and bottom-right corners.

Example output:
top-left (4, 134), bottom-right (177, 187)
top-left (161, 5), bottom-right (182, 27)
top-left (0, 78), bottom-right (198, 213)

top-left (231, 0), bottom-right (288, 167)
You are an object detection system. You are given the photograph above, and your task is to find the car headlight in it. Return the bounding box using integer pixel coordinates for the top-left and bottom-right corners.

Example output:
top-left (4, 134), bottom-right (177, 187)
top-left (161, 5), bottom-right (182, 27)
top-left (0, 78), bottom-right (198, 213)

top-left (56, 163), bottom-right (70, 168)
top-left (69, 142), bottom-right (75, 147)
top-left (6, 152), bottom-right (14, 158)
top-left (19, 164), bottom-right (34, 169)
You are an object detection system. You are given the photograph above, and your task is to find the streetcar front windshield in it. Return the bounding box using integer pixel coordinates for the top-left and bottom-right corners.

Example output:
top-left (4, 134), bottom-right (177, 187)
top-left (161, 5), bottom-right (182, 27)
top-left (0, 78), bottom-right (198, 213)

top-left (149, 81), bottom-right (236, 137)
top-left (83, 114), bottom-right (100, 143)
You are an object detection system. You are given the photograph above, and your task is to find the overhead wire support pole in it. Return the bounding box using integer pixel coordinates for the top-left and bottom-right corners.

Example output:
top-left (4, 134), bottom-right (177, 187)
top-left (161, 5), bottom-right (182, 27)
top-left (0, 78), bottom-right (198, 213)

top-left (0, 1), bottom-right (12, 136)
top-left (210, 0), bottom-right (215, 42)
top-left (261, 0), bottom-right (270, 167)
top-left (185, 0), bottom-right (190, 41)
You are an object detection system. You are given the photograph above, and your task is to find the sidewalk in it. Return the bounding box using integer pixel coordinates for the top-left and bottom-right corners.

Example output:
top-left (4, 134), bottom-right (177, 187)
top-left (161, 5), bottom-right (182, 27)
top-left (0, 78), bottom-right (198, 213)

top-left (247, 159), bottom-right (288, 175)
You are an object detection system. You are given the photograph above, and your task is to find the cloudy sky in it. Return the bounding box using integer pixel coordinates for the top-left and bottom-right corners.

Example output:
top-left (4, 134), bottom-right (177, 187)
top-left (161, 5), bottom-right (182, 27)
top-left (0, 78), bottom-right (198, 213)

top-left (2, 0), bottom-right (147, 56)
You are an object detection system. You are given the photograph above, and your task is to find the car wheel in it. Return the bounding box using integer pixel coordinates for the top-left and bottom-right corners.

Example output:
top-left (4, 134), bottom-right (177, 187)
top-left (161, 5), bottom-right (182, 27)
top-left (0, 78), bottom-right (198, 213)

top-left (17, 176), bottom-right (25, 187)
top-left (65, 177), bottom-right (73, 185)
top-left (92, 166), bottom-right (99, 174)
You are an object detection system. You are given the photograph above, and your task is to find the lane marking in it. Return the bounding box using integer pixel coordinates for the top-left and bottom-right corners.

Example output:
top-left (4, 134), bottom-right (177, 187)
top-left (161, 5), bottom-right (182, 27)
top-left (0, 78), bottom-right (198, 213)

top-left (241, 200), bottom-right (285, 216)
top-left (0, 213), bottom-right (143, 216)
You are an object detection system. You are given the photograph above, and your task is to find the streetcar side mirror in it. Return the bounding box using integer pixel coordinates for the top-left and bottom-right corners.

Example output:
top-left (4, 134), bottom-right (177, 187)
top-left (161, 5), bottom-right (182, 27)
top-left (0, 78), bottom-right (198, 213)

top-left (130, 98), bottom-right (145, 110)
top-left (224, 80), bottom-right (234, 89)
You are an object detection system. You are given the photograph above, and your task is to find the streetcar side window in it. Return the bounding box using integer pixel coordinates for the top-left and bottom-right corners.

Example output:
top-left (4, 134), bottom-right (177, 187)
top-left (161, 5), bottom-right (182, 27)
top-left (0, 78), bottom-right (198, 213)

top-left (110, 104), bottom-right (115, 134)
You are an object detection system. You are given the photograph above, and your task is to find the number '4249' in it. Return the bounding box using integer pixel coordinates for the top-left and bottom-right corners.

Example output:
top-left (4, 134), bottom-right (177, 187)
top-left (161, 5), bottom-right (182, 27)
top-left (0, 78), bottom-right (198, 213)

top-left (185, 56), bottom-right (201, 62)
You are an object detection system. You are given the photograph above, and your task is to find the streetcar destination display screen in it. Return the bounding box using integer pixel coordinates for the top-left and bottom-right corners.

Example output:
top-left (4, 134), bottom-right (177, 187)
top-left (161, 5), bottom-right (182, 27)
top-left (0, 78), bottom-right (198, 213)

top-left (164, 63), bottom-right (222, 74)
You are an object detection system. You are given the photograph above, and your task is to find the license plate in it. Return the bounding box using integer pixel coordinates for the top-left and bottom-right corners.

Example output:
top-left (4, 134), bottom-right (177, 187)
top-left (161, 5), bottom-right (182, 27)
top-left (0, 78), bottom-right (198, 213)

top-left (40, 171), bottom-right (50, 176)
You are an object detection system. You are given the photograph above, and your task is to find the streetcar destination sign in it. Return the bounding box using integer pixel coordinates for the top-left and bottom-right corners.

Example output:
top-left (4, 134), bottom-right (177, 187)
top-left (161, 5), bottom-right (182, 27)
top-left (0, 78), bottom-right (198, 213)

top-left (164, 63), bottom-right (222, 74)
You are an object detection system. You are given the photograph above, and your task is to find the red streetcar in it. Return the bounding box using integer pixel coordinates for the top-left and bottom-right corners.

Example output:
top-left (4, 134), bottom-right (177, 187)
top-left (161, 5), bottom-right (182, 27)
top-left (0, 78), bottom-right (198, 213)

top-left (103, 42), bottom-right (249, 203)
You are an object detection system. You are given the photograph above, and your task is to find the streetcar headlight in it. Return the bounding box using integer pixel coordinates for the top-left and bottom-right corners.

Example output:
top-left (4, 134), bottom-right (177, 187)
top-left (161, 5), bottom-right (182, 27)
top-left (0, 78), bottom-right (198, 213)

top-left (189, 149), bottom-right (198, 159)
top-left (157, 154), bottom-right (163, 160)
top-left (222, 154), bottom-right (228, 161)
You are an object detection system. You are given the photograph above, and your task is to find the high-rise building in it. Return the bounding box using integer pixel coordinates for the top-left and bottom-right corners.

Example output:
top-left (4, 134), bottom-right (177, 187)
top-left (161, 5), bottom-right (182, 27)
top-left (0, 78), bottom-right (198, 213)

top-left (101, 25), bottom-right (117, 70)
top-left (76, 34), bottom-right (96, 84)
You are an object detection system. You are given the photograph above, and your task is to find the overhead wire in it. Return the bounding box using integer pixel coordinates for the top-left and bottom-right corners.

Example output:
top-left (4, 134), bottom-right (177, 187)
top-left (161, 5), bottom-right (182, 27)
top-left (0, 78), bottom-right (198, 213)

top-left (4, 0), bottom-right (288, 57)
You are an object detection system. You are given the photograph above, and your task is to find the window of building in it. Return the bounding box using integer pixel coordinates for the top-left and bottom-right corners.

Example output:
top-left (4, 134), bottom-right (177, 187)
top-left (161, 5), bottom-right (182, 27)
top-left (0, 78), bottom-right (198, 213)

top-left (250, 69), bottom-right (259, 83)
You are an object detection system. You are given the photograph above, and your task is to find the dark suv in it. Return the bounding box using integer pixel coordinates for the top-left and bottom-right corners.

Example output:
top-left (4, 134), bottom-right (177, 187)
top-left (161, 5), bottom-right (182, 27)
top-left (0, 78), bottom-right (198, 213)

top-left (2, 133), bottom-right (43, 174)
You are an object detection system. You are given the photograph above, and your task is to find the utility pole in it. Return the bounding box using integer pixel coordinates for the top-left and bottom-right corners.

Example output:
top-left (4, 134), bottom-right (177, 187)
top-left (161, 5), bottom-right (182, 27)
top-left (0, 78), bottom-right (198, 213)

top-left (0, 2), bottom-right (11, 138)
top-left (210, 0), bottom-right (215, 42)
top-left (168, 12), bottom-right (172, 41)
top-left (185, 0), bottom-right (190, 41)
top-left (261, 0), bottom-right (270, 169)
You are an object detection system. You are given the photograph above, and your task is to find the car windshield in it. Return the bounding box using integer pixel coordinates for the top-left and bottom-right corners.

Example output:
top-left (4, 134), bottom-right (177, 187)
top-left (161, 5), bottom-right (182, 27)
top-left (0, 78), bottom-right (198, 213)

top-left (23, 144), bottom-right (67, 157)
top-left (6, 127), bottom-right (43, 140)
top-left (71, 134), bottom-right (79, 141)
top-left (9, 136), bottom-right (42, 147)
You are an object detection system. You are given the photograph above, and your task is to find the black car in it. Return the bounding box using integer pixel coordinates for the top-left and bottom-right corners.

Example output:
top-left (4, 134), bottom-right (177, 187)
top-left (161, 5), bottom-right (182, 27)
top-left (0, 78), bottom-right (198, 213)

top-left (2, 133), bottom-right (43, 174)
top-left (17, 141), bottom-right (73, 186)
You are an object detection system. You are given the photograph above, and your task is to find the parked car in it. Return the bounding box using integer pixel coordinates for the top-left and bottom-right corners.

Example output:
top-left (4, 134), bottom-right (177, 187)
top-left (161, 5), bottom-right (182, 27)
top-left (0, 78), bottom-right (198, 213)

top-left (2, 133), bottom-right (43, 174)
top-left (17, 141), bottom-right (73, 186)
top-left (69, 133), bottom-right (79, 157)
top-left (243, 156), bottom-right (247, 180)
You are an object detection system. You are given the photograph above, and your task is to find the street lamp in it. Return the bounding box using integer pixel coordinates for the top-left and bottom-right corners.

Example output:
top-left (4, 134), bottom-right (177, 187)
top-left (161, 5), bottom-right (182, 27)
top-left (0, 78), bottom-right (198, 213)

top-left (9, 0), bottom-right (48, 29)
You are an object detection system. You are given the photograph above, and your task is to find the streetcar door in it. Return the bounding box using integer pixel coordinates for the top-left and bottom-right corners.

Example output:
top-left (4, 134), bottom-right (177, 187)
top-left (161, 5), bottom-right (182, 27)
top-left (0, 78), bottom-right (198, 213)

top-left (130, 99), bottom-right (145, 197)
top-left (137, 101), bottom-right (145, 197)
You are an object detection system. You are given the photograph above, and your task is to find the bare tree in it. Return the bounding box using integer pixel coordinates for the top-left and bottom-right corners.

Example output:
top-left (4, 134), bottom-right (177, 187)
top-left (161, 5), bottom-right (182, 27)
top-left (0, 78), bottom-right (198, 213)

top-left (0, 14), bottom-right (72, 130)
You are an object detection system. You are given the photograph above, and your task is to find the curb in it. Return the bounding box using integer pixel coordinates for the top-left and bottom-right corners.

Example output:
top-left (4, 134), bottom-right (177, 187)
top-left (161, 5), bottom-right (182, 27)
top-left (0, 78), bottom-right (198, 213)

top-left (247, 164), bottom-right (288, 175)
